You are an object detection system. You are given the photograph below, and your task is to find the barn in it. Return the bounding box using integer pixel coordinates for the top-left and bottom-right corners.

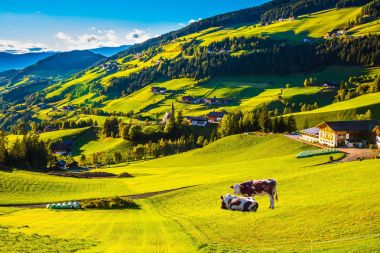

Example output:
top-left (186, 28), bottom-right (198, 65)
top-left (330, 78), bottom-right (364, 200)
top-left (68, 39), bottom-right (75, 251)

top-left (316, 120), bottom-right (379, 148)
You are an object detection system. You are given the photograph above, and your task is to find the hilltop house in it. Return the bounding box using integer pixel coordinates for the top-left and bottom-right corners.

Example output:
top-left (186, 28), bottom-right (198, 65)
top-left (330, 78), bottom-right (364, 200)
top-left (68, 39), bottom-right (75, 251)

top-left (300, 127), bottom-right (320, 143)
top-left (322, 81), bottom-right (339, 89)
top-left (316, 120), bottom-right (379, 147)
top-left (207, 111), bottom-right (226, 123)
top-left (151, 87), bottom-right (167, 94)
top-left (185, 116), bottom-right (208, 127)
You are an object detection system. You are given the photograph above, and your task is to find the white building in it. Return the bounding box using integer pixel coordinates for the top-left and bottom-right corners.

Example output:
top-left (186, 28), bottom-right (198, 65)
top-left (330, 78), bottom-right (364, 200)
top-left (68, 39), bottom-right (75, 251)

top-left (300, 127), bottom-right (319, 143)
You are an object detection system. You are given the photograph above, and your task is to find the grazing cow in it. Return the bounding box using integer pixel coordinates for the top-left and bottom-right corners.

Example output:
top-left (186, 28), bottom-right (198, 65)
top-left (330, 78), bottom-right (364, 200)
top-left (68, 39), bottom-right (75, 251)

top-left (220, 194), bottom-right (259, 212)
top-left (231, 179), bottom-right (278, 209)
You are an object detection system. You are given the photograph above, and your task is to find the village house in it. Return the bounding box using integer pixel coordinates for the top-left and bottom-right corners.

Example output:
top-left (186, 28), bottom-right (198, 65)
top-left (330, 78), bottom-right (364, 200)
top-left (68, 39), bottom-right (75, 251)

top-left (43, 125), bottom-right (56, 132)
top-left (185, 116), bottom-right (208, 127)
top-left (101, 62), bottom-right (118, 73)
top-left (207, 111), bottom-right (226, 123)
top-left (288, 16), bottom-right (295, 21)
top-left (62, 105), bottom-right (75, 111)
top-left (299, 127), bottom-right (320, 143)
top-left (55, 160), bottom-right (67, 170)
top-left (372, 125), bottom-right (380, 148)
top-left (321, 81), bottom-right (339, 89)
top-left (151, 87), bottom-right (167, 94)
top-left (316, 120), bottom-right (379, 148)
top-left (182, 95), bottom-right (194, 103)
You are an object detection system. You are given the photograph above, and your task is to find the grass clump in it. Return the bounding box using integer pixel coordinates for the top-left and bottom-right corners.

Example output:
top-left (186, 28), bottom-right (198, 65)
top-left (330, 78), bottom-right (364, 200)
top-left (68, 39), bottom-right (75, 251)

top-left (82, 197), bottom-right (139, 209)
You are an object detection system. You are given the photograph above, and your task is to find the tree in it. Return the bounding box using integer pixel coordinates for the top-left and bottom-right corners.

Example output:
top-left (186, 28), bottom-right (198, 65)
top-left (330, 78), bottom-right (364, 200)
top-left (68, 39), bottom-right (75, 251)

top-left (258, 108), bottom-right (270, 132)
top-left (92, 153), bottom-right (100, 165)
top-left (355, 109), bottom-right (373, 120)
top-left (133, 145), bottom-right (145, 160)
top-left (286, 115), bottom-right (297, 133)
top-left (303, 119), bottom-right (309, 129)
top-left (210, 129), bottom-right (217, 142)
top-left (277, 116), bottom-right (287, 133)
top-left (0, 131), bottom-right (9, 166)
top-left (176, 110), bottom-right (184, 125)
top-left (304, 78), bottom-right (310, 87)
top-left (196, 136), bottom-right (205, 146)
top-left (128, 125), bottom-right (142, 141)
top-left (113, 151), bottom-right (123, 164)
top-left (80, 154), bottom-right (87, 165)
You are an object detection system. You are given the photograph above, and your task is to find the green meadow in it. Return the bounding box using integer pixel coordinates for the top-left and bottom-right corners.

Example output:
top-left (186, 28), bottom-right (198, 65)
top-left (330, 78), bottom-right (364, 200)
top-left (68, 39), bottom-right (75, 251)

top-left (0, 134), bottom-right (378, 252)
top-left (101, 65), bottom-right (378, 118)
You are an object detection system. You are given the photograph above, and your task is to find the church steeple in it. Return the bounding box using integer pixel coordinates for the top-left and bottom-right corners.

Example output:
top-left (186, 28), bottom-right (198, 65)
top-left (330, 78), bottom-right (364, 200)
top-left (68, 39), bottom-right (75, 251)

top-left (171, 102), bottom-right (175, 115)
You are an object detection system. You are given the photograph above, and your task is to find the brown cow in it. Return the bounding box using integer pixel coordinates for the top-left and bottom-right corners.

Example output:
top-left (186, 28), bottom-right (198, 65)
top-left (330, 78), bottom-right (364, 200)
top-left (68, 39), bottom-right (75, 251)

top-left (231, 179), bottom-right (278, 209)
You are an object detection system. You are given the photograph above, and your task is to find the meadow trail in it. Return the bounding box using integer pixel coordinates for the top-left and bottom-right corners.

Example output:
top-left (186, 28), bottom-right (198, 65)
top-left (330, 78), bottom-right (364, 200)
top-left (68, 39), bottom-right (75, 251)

top-left (0, 185), bottom-right (197, 208)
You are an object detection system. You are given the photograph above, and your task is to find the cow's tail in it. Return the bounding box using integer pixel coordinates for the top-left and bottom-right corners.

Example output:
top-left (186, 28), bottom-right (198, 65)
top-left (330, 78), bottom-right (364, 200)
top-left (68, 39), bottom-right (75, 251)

top-left (270, 179), bottom-right (278, 202)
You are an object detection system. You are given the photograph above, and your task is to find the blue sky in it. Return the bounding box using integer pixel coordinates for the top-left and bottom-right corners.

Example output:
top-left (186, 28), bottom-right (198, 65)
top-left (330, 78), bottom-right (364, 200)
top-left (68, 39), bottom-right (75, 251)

top-left (0, 0), bottom-right (266, 53)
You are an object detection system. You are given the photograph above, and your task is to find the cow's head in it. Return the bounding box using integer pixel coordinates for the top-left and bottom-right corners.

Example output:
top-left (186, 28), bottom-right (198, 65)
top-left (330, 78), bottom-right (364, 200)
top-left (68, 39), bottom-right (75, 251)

top-left (221, 194), bottom-right (234, 209)
top-left (230, 184), bottom-right (241, 195)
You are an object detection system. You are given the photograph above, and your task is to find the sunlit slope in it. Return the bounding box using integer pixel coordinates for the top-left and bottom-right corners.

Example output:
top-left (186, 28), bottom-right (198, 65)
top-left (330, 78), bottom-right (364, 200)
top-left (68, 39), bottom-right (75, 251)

top-left (0, 134), bottom-right (339, 204)
top-left (41, 6), bottom-right (376, 114)
top-left (102, 66), bottom-right (377, 116)
top-left (152, 159), bottom-right (380, 252)
top-left (0, 134), bottom-right (377, 252)
top-left (287, 92), bottom-right (380, 127)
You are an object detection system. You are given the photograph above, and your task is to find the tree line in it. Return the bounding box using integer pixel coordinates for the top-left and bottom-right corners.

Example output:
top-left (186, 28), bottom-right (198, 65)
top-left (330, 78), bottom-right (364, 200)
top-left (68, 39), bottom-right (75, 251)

top-left (216, 109), bottom-right (297, 138)
top-left (0, 133), bottom-right (53, 170)
top-left (335, 76), bottom-right (379, 102)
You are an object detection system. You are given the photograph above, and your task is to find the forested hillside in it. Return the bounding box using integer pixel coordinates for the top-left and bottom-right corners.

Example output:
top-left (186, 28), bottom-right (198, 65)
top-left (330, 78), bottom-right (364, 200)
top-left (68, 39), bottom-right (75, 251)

top-left (0, 0), bottom-right (379, 135)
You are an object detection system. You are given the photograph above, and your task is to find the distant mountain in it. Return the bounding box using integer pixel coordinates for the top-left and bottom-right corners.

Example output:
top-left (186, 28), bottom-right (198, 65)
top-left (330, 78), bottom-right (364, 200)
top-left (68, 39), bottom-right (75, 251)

top-left (89, 45), bottom-right (130, 57)
top-left (13, 50), bottom-right (106, 79)
top-left (0, 52), bottom-right (55, 72)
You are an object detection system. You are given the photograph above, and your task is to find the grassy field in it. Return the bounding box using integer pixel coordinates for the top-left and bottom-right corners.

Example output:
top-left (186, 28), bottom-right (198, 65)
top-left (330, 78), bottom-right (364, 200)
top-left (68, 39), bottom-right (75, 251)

top-left (7, 127), bottom-right (90, 144)
top-left (1, 134), bottom-right (378, 252)
top-left (102, 66), bottom-right (377, 117)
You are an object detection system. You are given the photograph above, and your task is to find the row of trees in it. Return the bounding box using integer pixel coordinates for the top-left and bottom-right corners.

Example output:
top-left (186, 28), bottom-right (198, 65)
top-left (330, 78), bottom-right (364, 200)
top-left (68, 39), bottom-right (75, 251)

top-left (217, 109), bottom-right (297, 138)
top-left (0, 133), bottom-right (53, 170)
top-left (335, 76), bottom-right (380, 102)
top-left (88, 136), bottom-right (198, 164)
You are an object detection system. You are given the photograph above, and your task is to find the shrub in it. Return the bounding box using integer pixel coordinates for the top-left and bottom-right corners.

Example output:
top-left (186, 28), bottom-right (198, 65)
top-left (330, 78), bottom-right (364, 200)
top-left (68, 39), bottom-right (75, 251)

top-left (81, 197), bottom-right (139, 209)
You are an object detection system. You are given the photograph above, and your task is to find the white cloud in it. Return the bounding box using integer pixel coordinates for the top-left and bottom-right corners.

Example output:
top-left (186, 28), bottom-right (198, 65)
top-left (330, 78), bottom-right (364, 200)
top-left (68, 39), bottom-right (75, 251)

top-left (0, 39), bottom-right (48, 54)
top-left (1, 28), bottom-right (151, 53)
top-left (55, 29), bottom-right (121, 50)
top-left (125, 29), bottom-right (151, 44)
top-left (189, 18), bottom-right (202, 24)
top-left (178, 23), bottom-right (186, 27)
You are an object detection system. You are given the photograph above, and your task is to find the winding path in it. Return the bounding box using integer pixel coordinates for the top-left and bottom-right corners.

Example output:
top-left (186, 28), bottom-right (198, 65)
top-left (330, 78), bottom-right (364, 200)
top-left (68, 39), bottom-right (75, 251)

top-left (0, 185), bottom-right (197, 208)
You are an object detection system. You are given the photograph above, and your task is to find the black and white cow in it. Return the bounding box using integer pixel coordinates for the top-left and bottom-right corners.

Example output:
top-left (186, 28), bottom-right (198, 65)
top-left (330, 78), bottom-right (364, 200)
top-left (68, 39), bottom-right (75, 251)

top-left (220, 194), bottom-right (259, 212)
top-left (231, 179), bottom-right (278, 209)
